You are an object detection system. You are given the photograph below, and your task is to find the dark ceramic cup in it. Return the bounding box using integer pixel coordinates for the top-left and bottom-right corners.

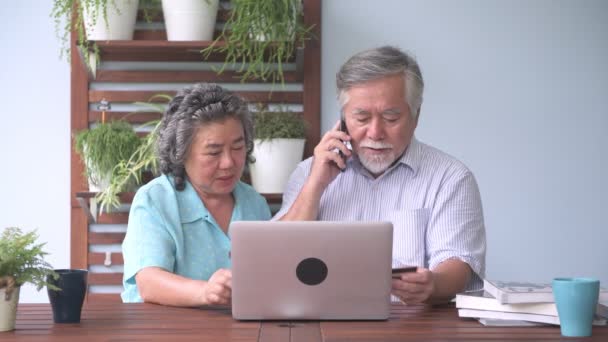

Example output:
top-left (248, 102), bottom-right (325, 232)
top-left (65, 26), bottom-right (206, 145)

top-left (46, 269), bottom-right (88, 323)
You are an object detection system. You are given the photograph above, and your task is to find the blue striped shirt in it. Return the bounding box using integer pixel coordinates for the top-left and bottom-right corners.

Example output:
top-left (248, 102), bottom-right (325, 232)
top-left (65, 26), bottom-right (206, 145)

top-left (275, 137), bottom-right (486, 290)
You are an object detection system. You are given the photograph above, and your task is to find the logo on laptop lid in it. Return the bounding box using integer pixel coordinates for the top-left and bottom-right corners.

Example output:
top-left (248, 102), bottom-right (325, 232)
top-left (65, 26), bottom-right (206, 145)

top-left (296, 258), bottom-right (328, 286)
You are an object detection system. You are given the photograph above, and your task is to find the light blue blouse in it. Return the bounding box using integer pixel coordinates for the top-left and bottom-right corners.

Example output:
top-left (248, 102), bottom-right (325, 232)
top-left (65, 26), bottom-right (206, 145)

top-left (121, 174), bottom-right (271, 303)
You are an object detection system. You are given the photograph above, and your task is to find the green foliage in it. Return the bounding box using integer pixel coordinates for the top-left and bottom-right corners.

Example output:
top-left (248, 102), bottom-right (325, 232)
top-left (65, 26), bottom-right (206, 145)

top-left (0, 228), bottom-right (59, 292)
top-left (202, 0), bottom-right (314, 84)
top-left (75, 120), bottom-right (143, 188)
top-left (51, 0), bottom-right (109, 69)
top-left (254, 104), bottom-right (307, 140)
top-left (96, 95), bottom-right (171, 212)
top-left (51, 0), bottom-right (151, 69)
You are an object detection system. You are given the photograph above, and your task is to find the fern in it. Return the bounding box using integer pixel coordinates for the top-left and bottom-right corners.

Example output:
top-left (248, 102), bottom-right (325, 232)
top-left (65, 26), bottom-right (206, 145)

top-left (0, 227), bottom-right (59, 299)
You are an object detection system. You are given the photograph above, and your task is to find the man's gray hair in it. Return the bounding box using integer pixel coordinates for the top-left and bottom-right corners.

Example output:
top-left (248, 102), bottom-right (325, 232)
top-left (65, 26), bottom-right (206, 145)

top-left (157, 83), bottom-right (254, 191)
top-left (336, 45), bottom-right (424, 119)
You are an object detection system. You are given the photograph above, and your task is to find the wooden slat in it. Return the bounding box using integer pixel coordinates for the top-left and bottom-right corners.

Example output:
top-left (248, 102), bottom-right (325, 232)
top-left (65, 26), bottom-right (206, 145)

top-left (97, 212), bottom-right (130, 225)
top-left (133, 29), bottom-right (222, 41)
top-left (88, 111), bottom-right (161, 124)
top-left (88, 252), bottom-right (124, 266)
top-left (87, 293), bottom-right (123, 303)
top-left (71, 208), bottom-right (88, 270)
top-left (75, 191), bottom-right (135, 204)
top-left (71, 7), bottom-right (90, 270)
top-left (136, 8), bottom-right (231, 23)
top-left (89, 90), bottom-right (303, 104)
top-left (88, 273), bottom-right (123, 286)
top-left (302, 0), bottom-right (322, 159)
top-left (96, 40), bottom-right (297, 62)
top-left (95, 70), bottom-right (298, 83)
top-left (89, 232), bottom-right (126, 245)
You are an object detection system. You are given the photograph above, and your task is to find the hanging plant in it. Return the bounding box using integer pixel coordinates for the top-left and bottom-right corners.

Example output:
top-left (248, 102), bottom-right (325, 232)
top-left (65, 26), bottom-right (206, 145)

top-left (202, 0), bottom-right (314, 84)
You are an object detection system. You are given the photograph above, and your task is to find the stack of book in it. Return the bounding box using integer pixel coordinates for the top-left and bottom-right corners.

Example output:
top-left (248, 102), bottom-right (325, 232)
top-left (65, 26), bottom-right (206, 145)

top-left (456, 280), bottom-right (608, 326)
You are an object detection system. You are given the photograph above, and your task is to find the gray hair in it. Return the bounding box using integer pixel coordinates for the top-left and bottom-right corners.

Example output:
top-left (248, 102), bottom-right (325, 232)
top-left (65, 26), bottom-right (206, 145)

top-left (157, 83), bottom-right (254, 191)
top-left (336, 45), bottom-right (424, 119)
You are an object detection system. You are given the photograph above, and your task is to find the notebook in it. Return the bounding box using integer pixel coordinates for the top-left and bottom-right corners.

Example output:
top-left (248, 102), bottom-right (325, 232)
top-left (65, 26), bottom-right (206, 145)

top-left (230, 221), bottom-right (393, 320)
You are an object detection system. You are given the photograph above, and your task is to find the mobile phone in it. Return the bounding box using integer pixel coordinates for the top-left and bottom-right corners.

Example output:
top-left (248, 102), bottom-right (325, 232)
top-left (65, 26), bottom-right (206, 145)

top-left (391, 266), bottom-right (417, 278)
top-left (336, 119), bottom-right (352, 171)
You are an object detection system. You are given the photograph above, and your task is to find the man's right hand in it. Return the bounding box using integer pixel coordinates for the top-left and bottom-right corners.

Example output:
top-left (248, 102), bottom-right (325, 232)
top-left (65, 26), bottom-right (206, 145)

top-left (307, 120), bottom-right (352, 190)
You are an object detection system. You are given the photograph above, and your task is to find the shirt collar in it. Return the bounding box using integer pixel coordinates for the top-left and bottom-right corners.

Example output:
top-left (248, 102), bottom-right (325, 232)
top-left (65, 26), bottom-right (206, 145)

top-left (174, 176), bottom-right (243, 224)
top-left (397, 136), bottom-right (421, 176)
top-left (173, 176), bottom-right (208, 224)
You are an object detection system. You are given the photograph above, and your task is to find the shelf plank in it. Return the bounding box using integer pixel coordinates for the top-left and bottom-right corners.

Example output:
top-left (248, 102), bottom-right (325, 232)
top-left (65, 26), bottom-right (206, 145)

top-left (96, 40), bottom-right (296, 62)
top-left (76, 192), bottom-right (135, 203)
top-left (95, 70), bottom-right (298, 83)
top-left (89, 111), bottom-right (161, 124)
top-left (89, 90), bottom-right (303, 104)
top-left (87, 293), bottom-right (123, 303)
top-left (96, 212), bottom-right (129, 225)
top-left (89, 232), bottom-right (126, 245)
top-left (89, 273), bottom-right (123, 286)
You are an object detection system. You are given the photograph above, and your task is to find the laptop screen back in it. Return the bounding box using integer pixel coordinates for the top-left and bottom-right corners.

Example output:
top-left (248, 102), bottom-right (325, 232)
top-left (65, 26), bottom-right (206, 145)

top-left (230, 221), bottom-right (393, 320)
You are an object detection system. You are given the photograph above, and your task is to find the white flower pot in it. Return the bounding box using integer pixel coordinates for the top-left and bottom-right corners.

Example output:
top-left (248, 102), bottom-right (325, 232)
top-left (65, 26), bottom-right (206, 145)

top-left (0, 286), bottom-right (20, 332)
top-left (249, 138), bottom-right (305, 194)
top-left (162, 0), bottom-right (219, 41)
top-left (83, 0), bottom-right (139, 41)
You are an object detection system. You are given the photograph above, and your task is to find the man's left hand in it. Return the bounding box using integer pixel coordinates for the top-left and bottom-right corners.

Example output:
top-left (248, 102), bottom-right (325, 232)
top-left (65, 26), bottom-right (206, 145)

top-left (391, 267), bottom-right (434, 304)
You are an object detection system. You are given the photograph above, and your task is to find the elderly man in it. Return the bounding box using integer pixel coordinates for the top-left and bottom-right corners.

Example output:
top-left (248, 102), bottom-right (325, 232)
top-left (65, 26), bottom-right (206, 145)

top-left (275, 46), bottom-right (486, 304)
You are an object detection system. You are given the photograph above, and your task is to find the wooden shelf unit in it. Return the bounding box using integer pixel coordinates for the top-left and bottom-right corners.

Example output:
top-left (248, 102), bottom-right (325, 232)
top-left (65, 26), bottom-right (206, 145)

top-left (70, 0), bottom-right (322, 302)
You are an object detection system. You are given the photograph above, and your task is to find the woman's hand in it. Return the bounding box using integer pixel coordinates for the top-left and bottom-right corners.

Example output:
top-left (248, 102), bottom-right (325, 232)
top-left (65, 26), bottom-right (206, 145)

top-left (200, 268), bottom-right (232, 305)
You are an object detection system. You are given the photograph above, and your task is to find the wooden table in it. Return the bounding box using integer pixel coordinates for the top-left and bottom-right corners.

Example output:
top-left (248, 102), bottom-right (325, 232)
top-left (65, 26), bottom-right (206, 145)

top-left (4, 302), bottom-right (607, 341)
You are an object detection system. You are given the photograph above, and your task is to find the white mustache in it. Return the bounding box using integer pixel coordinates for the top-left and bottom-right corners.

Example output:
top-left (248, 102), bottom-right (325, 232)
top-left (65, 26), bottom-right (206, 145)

top-left (359, 140), bottom-right (393, 149)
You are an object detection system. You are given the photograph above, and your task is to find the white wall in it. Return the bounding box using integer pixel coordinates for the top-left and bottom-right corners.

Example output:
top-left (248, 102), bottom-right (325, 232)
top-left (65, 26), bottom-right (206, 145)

top-left (0, 2), bottom-right (71, 302)
top-left (322, 0), bottom-right (608, 284)
top-left (2, 0), bottom-right (606, 302)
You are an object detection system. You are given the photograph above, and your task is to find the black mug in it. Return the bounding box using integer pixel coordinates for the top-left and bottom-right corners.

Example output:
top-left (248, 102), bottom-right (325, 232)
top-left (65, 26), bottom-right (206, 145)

top-left (46, 269), bottom-right (88, 323)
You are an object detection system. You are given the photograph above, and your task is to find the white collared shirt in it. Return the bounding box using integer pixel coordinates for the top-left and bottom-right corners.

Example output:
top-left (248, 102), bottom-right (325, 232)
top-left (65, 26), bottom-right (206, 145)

top-left (274, 137), bottom-right (486, 290)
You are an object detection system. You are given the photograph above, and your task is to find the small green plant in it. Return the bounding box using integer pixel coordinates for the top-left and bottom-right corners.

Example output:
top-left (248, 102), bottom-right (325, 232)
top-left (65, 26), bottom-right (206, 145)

top-left (202, 0), bottom-right (314, 84)
top-left (75, 120), bottom-right (143, 191)
top-left (254, 104), bottom-right (307, 140)
top-left (96, 95), bottom-right (171, 212)
top-left (0, 228), bottom-right (59, 301)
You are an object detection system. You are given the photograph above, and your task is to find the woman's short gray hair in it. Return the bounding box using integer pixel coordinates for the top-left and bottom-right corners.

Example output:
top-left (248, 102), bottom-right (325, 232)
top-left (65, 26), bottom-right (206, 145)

top-left (336, 45), bottom-right (424, 119)
top-left (157, 83), bottom-right (254, 190)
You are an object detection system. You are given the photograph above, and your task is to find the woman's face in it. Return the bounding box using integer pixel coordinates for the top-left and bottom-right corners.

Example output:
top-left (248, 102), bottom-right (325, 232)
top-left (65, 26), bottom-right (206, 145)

top-left (184, 117), bottom-right (247, 198)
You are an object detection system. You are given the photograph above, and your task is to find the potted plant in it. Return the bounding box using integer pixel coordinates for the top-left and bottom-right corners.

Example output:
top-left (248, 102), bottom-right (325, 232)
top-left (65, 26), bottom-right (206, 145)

top-left (249, 104), bottom-right (307, 194)
top-left (51, 0), bottom-right (140, 68)
top-left (95, 95), bottom-right (171, 212)
top-left (74, 120), bottom-right (142, 194)
top-left (0, 227), bottom-right (59, 332)
top-left (202, 0), bottom-right (314, 84)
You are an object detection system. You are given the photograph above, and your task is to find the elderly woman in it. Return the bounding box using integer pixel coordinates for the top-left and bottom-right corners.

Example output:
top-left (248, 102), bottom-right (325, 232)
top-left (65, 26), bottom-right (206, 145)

top-left (121, 83), bottom-right (271, 306)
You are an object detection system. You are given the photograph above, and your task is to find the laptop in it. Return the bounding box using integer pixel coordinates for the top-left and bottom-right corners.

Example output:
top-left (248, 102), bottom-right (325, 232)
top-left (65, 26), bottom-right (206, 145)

top-left (230, 221), bottom-right (393, 320)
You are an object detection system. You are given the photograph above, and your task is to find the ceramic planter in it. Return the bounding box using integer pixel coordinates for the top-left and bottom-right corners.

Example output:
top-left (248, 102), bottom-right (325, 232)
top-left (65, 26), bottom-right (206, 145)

top-left (83, 0), bottom-right (139, 40)
top-left (0, 286), bottom-right (20, 332)
top-left (162, 0), bottom-right (219, 41)
top-left (249, 138), bottom-right (305, 194)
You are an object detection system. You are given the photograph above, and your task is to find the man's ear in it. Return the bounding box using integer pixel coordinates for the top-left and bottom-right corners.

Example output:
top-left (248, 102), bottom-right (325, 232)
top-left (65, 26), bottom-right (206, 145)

top-left (414, 107), bottom-right (421, 126)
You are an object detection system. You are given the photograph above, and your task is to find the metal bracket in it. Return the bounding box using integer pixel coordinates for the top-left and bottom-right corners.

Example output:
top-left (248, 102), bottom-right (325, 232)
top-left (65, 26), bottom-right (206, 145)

top-left (104, 252), bottom-right (112, 267)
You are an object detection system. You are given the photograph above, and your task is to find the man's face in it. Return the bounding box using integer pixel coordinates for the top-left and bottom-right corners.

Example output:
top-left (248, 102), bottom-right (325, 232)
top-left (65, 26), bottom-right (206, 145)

top-left (342, 74), bottom-right (417, 176)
